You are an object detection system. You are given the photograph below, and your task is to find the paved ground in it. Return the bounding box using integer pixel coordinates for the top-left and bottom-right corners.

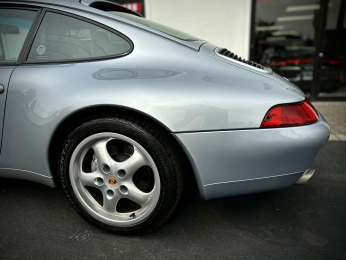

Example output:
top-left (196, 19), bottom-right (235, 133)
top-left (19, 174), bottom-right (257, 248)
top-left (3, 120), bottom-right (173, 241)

top-left (0, 141), bottom-right (345, 260)
top-left (313, 102), bottom-right (346, 141)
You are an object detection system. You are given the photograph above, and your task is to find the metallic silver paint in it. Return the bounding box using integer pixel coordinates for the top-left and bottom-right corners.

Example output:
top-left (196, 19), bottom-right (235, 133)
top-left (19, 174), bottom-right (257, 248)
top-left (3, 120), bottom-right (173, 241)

top-left (0, 168), bottom-right (54, 186)
top-left (0, 67), bottom-right (15, 149)
top-left (202, 171), bottom-right (305, 200)
top-left (200, 43), bottom-right (305, 96)
top-left (0, 0), bottom-right (330, 201)
top-left (174, 114), bottom-right (329, 200)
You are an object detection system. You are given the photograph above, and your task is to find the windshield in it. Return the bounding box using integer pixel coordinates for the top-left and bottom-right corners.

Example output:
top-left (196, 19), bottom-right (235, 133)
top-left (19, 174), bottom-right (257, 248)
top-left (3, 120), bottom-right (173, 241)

top-left (109, 12), bottom-right (200, 41)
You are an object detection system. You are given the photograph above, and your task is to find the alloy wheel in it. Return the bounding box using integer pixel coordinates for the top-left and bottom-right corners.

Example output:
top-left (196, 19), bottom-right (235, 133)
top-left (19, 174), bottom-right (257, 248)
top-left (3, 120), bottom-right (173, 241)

top-left (69, 132), bottom-right (160, 227)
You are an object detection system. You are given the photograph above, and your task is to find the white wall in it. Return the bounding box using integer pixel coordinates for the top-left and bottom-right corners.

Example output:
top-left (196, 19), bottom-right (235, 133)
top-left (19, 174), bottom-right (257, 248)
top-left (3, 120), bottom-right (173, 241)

top-left (144, 0), bottom-right (252, 59)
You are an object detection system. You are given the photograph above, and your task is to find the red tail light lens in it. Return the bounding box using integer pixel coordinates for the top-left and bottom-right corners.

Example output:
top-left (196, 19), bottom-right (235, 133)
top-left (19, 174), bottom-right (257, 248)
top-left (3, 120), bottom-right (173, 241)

top-left (261, 98), bottom-right (319, 128)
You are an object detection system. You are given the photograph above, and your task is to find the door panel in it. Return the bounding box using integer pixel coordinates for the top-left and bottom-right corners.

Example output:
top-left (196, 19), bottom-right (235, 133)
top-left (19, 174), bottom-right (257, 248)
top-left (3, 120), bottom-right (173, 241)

top-left (0, 8), bottom-right (38, 150)
top-left (0, 67), bottom-right (15, 150)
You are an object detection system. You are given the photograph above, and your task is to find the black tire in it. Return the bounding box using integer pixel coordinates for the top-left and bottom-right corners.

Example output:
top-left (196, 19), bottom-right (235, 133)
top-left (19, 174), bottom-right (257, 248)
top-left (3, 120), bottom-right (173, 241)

top-left (58, 113), bottom-right (184, 235)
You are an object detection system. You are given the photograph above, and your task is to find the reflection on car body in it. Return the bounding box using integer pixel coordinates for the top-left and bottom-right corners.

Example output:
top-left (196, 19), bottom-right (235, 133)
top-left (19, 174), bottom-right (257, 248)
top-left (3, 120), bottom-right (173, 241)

top-left (0, 0), bottom-right (330, 235)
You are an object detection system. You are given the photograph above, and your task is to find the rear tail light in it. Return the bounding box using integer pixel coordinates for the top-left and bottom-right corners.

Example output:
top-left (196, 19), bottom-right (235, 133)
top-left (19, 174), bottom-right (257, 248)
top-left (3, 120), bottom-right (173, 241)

top-left (261, 98), bottom-right (319, 128)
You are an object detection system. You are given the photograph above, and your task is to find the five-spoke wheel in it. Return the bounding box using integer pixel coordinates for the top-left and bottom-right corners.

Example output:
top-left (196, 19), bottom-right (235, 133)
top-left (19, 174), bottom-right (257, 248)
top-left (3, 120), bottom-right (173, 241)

top-left (70, 133), bottom-right (160, 226)
top-left (59, 115), bottom-right (184, 234)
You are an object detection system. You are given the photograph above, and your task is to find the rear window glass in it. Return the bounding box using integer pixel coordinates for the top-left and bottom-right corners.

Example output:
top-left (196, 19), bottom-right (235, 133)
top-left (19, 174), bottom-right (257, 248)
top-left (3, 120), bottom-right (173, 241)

top-left (109, 11), bottom-right (200, 41)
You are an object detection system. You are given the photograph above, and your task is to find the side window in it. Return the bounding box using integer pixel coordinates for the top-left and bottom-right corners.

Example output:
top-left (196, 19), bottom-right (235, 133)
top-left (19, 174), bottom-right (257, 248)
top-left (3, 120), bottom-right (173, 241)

top-left (0, 9), bottom-right (37, 62)
top-left (27, 12), bottom-right (131, 62)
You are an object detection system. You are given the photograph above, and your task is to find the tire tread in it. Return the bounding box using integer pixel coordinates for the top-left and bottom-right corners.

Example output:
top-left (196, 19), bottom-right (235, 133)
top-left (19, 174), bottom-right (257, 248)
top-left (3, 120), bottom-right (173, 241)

top-left (58, 112), bottom-right (184, 235)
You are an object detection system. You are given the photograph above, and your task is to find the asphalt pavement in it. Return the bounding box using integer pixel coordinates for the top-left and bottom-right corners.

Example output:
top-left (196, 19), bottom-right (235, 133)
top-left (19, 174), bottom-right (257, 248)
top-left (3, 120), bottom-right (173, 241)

top-left (0, 141), bottom-right (345, 260)
top-left (313, 102), bottom-right (346, 141)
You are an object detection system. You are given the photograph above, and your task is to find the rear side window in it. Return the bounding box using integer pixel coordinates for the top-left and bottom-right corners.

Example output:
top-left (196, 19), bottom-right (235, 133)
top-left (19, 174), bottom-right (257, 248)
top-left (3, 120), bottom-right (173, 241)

top-left (0, 9), bottom-right (37, 62)
top-left (27, 12), bottom-right (131, 62)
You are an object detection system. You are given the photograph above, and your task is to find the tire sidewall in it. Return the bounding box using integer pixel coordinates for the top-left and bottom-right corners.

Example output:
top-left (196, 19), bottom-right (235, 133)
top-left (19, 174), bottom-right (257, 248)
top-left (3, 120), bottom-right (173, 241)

top-left (59, 117), bottom-right (179, 234)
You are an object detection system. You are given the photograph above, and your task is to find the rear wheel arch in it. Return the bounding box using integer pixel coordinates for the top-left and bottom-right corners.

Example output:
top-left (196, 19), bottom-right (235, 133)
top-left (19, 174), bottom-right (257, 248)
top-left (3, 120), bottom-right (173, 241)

top-left (48, 105), bottom-right (195, 189)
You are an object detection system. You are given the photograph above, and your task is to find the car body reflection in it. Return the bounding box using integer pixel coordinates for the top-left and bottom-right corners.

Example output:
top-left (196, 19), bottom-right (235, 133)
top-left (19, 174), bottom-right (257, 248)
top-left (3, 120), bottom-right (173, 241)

top-left (258, 38), bottom-right (342, 94)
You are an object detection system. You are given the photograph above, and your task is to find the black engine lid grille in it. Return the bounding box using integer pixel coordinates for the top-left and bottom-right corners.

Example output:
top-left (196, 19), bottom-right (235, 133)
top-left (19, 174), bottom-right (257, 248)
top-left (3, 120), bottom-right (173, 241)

top-left (218, 48), bottom-right (264, 70)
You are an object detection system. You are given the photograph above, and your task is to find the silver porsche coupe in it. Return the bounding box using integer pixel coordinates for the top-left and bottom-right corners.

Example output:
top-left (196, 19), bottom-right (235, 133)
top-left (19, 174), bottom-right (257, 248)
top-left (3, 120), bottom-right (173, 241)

top-left (0, 0), bottom-right (330, 234)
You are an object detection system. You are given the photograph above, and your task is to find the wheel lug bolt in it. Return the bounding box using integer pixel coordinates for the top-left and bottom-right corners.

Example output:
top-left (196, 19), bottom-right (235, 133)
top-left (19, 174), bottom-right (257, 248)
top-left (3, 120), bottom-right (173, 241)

top-left (102, 164), bottom-right (110, 174)
top-left (120, 185), bottom-right (128, 195)
top-left (106, 189), bottom-right (114, 199)
top-left (118, 169), bottom-right (126, 178)
top-left (94, 177), bottom-right (104, 186)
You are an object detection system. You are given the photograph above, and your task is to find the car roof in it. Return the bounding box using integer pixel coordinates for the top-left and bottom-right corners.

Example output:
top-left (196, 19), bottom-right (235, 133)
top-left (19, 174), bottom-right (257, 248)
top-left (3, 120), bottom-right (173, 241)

top-left (5, 0), bottom-right (78, 8)
top-left (14, 0), bottom-right (142, 16)
top-left (12, 0), bottom-right (82, 8)
top-left (5, 0), bottom-right (119, 12)
top-left (4, 0), bottom-right (206, 50)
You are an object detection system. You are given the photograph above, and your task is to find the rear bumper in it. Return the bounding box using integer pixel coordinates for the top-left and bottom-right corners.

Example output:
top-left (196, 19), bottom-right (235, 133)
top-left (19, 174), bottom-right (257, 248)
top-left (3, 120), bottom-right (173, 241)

top-left (174, 112), bottom-right (330, 200)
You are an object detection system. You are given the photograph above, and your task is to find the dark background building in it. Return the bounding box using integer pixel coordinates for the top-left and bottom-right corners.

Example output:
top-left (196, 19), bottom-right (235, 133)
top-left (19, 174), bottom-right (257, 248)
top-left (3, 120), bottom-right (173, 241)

top-left (251, 0), bottom-right (346, 100)
top-left (123, 0), bottom-right (346, 101)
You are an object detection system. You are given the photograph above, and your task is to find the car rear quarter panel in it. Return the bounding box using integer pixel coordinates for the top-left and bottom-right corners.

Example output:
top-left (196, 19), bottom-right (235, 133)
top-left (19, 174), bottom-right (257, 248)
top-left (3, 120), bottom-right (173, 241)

top-left (0, 6), bottom-right (307, 191)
